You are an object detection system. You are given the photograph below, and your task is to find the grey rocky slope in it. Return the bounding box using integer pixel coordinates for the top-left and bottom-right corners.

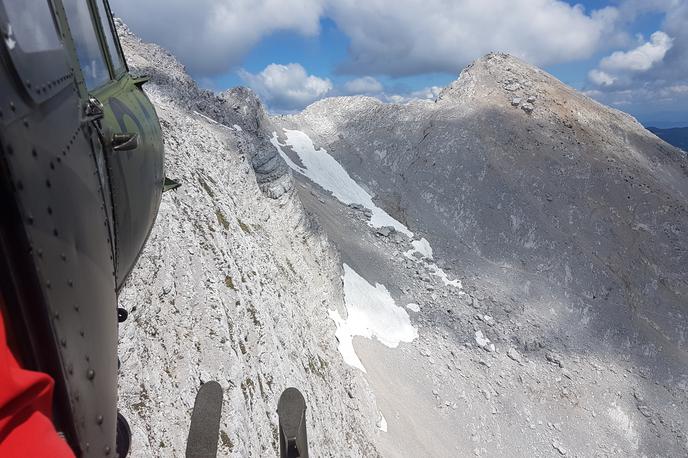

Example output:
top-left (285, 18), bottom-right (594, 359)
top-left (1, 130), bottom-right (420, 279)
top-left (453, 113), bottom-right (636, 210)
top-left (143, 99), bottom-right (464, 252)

top-left (276, 53), bottom-right (688, 456)
top-left (115, 21), bottom-right (380, 457)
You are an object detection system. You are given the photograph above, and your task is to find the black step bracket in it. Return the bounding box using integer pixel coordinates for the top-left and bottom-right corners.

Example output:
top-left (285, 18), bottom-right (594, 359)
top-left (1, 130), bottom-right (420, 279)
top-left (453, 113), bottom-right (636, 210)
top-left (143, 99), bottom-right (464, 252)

top-left (278, 388), bottom-right (309, 458)
top-left (186, 381), bottom-right (223, 458)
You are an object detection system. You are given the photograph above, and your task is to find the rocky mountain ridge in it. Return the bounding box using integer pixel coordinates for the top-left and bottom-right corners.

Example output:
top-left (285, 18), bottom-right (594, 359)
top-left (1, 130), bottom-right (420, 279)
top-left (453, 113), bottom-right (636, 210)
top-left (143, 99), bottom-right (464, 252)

top-left (115, 21), bottom-right (381, 457)
top-left (276, 52), bottom-right (688, 456)
top-left (115, 19), bottom-right (688, 456)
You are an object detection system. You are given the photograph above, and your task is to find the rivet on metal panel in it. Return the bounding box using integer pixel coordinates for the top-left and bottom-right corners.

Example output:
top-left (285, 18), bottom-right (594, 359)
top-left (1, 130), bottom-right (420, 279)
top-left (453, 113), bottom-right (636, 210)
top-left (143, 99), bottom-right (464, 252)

top-left (47, 207), bottom-right (52, 215)
top-left (61, 254), bottom-right (67, 261)
top-left (74, 304), bottom-right (80, 312)
top-left (68, 280), bottom-right (73, 287)
top-left (53, 228), bottom-right (58, 237)
top-left (46, 179), bottom-right (51, 188)
top-left (67, 364), bottom-right (73, 375)
top-left (54, 311), bottom-right (60, 320)
top-left (96, 415), bottom-right (103, 425)
top-left (25, 80), bottom-right (31, 89)
top-left (60, 338), bottom-right (66, 347)
top-left (9, 102), bottom-right (15, 111)
top-left (86, 369), bottom-right (95, 380)
top-left (80, 329), bottom-right (85, 337)
top-left (104, 445), bottom-right (111, 455)
top-left (46, 280), bottom-right (51, 289)
top-left (32, 148), bottom-right (37, 158)
top-left (23, 119), bottom-right (28, 128)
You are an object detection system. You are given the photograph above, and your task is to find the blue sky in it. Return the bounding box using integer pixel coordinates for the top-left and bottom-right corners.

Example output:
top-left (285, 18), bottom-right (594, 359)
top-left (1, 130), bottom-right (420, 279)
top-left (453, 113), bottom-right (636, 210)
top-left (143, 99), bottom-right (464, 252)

top-left (112, 0), bottom-right (688, 127)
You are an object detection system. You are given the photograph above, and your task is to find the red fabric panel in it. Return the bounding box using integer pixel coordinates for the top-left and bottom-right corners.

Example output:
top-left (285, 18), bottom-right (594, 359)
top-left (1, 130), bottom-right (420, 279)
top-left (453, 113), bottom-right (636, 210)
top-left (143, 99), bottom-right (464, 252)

top-left (0, 310), bottom-right (75, 457)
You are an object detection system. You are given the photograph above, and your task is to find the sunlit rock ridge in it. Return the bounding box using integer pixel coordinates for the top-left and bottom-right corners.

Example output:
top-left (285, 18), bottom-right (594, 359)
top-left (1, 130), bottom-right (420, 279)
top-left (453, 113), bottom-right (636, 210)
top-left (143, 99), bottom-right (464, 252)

top-left (116, 14), bottom-right (688, 456)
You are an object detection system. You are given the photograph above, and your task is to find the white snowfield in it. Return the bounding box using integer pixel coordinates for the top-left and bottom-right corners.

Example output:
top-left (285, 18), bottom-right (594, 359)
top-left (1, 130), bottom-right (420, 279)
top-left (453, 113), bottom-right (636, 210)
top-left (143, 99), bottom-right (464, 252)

top-left (271, 129), bottom-right (413, 237)
top-left (406, 238), bottom-right (433, 259)
top-left (406, 303), bottom-right (421, 312)
top-left (273, 129), bottom-right (463, 289)
top-left (405, 237), bottom-right (462, 289)
top-left (329, 264), bottom-right (418, 373)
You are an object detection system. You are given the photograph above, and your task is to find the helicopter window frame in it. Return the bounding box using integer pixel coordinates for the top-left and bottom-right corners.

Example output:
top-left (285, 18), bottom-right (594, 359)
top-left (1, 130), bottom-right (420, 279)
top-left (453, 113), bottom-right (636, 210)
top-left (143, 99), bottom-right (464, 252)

top-left (0, 0), bottom-right (73, 104)
top-left (0, 0), bottom-right (62, 53)
top-left (92, 0), bottom-right (127, 80)
top-left (61, 0), bottom-right (111, 90)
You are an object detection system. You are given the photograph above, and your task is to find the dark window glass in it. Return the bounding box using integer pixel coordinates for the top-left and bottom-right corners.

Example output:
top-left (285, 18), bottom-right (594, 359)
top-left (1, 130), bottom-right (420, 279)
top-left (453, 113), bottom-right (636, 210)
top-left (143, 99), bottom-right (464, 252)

top-left (62, 0), bottom-right (109, 89)
top-left (2, 0), bottom-right (61, 52)
top-left (94, 0), bottom-right (124, 73)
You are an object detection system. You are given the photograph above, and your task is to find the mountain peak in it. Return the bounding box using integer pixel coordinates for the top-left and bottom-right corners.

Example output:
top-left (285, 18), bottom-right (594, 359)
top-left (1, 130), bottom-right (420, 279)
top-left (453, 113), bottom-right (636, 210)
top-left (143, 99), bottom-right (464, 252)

top-left (438, 52), bottom-right (554, 104)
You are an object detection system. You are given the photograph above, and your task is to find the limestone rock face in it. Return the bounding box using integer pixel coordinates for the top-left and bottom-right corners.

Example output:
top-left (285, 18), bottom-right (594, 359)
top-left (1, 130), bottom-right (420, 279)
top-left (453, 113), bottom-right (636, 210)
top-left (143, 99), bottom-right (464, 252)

top-left (275, 52), bottom-right (688, 456)
top-left (280, 53), bottom-right (688, 366)
top-left (114, 19), bottom-right (688, 456)
top-left (116, 21), bottom-right (379, 457)
top-left (116, 19), bottom-right (291, 198)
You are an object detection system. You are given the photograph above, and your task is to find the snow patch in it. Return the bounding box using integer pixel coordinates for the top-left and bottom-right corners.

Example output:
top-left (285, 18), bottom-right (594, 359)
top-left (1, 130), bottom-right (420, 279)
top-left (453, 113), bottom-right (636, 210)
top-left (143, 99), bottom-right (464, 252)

top-left (404, 238), bottom-right (462, 289)
top-left (193, 110), bottom-right (219, 125)
top-left (475, 330), bottom-right (495, 351)
top-left (405, 238), bottom-right (433, 259)
top-left (329, 264), bottom-right (418, 372)
top-left (272, 129), bottom-right (462, 289)
top-left (271, 130), bottom-right (412, 237)
top-left (427, 263), bottom-right (462, 288)
top-left (377, 411), bottom-right (388, 432)
top-left (475, 330), bottom-right (490, 347)
top-left (406, 303), bottom-right (421, 313)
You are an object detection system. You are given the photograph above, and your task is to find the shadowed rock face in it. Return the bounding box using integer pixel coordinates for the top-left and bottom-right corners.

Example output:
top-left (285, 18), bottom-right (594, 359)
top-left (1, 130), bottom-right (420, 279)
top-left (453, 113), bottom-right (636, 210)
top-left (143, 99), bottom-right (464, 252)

top-left (280, 53), bottom-right (688, 374)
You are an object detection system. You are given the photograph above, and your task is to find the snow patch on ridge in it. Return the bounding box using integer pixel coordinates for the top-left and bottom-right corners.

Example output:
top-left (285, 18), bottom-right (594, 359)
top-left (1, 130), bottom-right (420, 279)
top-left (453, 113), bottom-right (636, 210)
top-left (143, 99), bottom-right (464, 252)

top-left (404, 238), bottom-right (433, 259)
top-left (273, 129), bottom-right (462, 289)
top-left (193, 110), bottom-right (218, 125)
top-left (377, 411), bottom-right (388, 432)
top-left (271, 129), bottom-right (413, 237)
top-left (406, 303), bottom-right (421, 312)
top-left (329, 264), bottom-right (418, 373)
top-left (405, 238), bottom-right (462, 289)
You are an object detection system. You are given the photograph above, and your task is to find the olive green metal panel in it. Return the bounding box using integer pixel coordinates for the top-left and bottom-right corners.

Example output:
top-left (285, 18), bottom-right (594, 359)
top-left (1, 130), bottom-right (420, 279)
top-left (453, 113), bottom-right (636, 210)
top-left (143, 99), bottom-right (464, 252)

top-left (0, 1), bottom-right (119, 454)
top-left (94, 73), bottom-right (165, 290)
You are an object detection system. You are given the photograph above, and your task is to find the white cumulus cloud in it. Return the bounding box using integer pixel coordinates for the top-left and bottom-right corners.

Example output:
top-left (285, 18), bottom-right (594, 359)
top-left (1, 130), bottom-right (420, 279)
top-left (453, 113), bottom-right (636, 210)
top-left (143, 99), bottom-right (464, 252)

top-left (384, 86), bottom-right (443, 103)
top-left (327, 0), bottom-right (618, 76)
top-left (239, 63), bottom-right (332, 111)
top-left (344, 76), bottom-right (384, 94)
top-left (600, 31), bottom-right (673, 72)
top-left (588, 69), bottom-right (617, 87)
top-left (110, 0), bottom-right (324, 75)
top-left (112, 0), bottom-right (619, 78)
